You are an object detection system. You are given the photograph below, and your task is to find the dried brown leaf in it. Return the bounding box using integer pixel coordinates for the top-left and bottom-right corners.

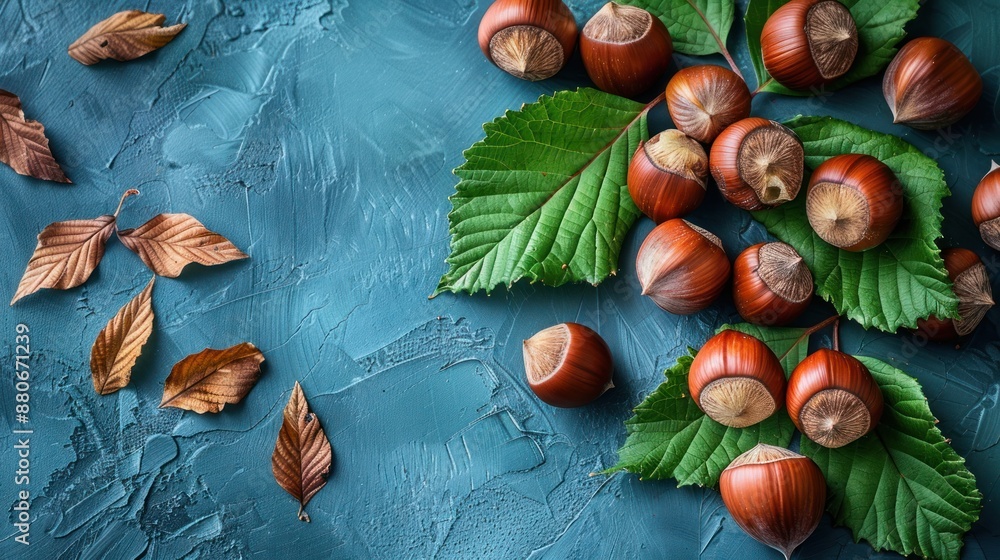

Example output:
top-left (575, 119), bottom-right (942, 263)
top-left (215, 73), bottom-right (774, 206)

top-left (0, 90), bottom-right (71, 183)
top-left (69, 10), bottom-right (186, 65)
top-left (160, 343), bottom-right (264, 413)
top-left (90, 277), bottom-right (155, 395)
top-left (12, 215), bottom-right (115, 304)
top-left (118, 213), bottom-right (248, 278)
top-left (272, 382), bottom-right (333, 522)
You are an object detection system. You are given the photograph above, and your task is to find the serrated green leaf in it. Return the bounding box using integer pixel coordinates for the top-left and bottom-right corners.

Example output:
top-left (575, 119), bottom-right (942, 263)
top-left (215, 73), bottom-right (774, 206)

top-left (606, 324), bottom-right (807, 486)
top-left (623, 0), bottom-right (735, 56)
top-left (434, 88), bottom-right (647, 296)
top-left (745, 0), bottom-right (920, 95)
top-left (754, 116), bottom-right (958, 332)
top-left (801, 357), bottom-right (981, 560)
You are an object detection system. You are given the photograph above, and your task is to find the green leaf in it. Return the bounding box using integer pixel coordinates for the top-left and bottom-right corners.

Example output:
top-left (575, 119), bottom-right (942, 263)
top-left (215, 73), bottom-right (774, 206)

top-left (434, 88), bottom-right (647, 296)
top-left (745, 0), bottom-right (920, 95)
top-left (623, 0), bottom-right (735, 56)
top-left (801, 357), bottom-right (981, 560)
top-left (606, 324), bottom-right (807, 486)
top-left (754, 116), bottom-right (958, 332)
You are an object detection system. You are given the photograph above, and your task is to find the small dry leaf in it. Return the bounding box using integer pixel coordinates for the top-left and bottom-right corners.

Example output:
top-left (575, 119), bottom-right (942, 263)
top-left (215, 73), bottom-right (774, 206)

top-left (272, 382), bottom-right (333, 522)
top-left (90, 277), bottom-right (155, 395)
top-left (69, 10), bottom-right (186, 65)
top-left (12, 190), bottom-right (138, 305)
top-left (12, 215), bottom-right (116, 304)
top-left (118, 213), bottom-right (248, 278)
top-left (0, 90), bottom-right (71, 183)
top-left (160, 343), bottom-right (265, 413)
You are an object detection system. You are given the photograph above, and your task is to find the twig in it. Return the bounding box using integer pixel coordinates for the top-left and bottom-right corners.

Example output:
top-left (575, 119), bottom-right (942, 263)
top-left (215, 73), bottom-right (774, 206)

top-left (778, 315), bottom-right (840, 361)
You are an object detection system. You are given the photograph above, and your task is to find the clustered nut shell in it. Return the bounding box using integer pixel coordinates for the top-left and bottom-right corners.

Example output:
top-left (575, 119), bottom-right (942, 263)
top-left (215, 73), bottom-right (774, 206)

top-left (522, 322), bottom-right (614, 407)
top-left (710, 118), bottom-right (805, 210)
top-left (688, 330), bottom-right (786, 428)
top-left (478, 0), bottom-right (579, 81)
top-left (971, 164), bottom-right (1000, 250)
top-left (761, 0), bottom-right (859, 91)
top-left (733, 242), bottom-right (814, 326)
top-left (787, 349), bottom-right (883, 448)
top-left (916, 248), bottom-right (995, 342)
top-left (720, 444), bottom-right (827, 560)
top-left (627, 130), bottom-right (708, 223)
top-left (665, 65), bottom-right (752, 144)
top-left (636, 219), bottom-right (731, 314)
top-left (883, 37), bottom-right (983, 130)
top-left (580, 2), bottom-right (673, 98)
top-left (805, 153), bottom-right (903, 252)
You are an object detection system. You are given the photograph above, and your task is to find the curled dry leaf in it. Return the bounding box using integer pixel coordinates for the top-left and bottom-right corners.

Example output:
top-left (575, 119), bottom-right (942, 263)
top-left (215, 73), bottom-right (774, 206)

top-left (11, 189), bottom-right (137, 305)
top-left (118, 213), bottom-right (248, 278)
top-left (69, 10), bottom-right (186, 65)
top-left (91, 277), bottom-right (155, 395)
top-left (272, 382), bottom-right (333, 522)
top-left (0, 90), bottom-right (70, 183)
top-left (160, 343), bottom-right (265, 413)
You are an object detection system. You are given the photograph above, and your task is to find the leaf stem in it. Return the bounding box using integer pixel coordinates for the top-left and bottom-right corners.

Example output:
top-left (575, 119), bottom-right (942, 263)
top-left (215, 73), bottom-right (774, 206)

top-left (683, 0), bottom-right (745, 83)
top-left (750, 78), bottom-right (773, 98)
top-left (833, 318), bottom-right (841, 352)
top-left (778, 315), bottom-right (840, 361)
top-left (114, 189), bottom-right (140, 218)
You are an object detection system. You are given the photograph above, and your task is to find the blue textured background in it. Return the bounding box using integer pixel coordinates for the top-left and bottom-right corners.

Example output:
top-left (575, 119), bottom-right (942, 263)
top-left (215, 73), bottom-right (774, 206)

top-left (0, 0), bottom-right (997, 558)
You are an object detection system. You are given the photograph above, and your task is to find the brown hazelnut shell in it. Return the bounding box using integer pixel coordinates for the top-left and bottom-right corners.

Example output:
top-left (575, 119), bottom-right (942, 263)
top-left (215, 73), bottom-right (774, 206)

top-left (478, 0), bottom-right (579, 81)
top-left (710, 117), bottom-right (805, 210)
top-left (627, 130), bottom-right (707, 223)
top-left (523, 322), bottom-right (613, 407)
top-left (916, 248), bottom-right (994, 341)
top-left (688, 329), bottom-right (786, 428)
top-left (787, 348), bottom-right (883, 448)
top-left (761, 0), bottom-right (858, 91)
top-left (883, 37), bottom-right (983, 130)
top-left (636, 219), bottom-right (731, 314)
top-left (720, 444), bottom-right (827, 559)
top-left (665, 65), bottom-right (751, 144)
top-left (733, 242), bottom-right (814, 326)
top-left (580, 3), bottom-right (673, 97)
top-left (805, 153), bottom-right (903, 252)
top-left (971, 165), bottom-right (1000, 250)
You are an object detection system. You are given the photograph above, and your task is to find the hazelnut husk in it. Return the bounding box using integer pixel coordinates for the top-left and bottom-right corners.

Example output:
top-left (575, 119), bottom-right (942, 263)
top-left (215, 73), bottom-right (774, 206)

top-left (688, 330), bottom-right (786, 428)
top-left (720, 444), bottom-right (827, 560)
top-left (787, 349), bottom-right (883, 448)
top-left (805, 153), bottom-right (903, 252)
top-left (636, 219), bottom-right (731, 314)
top-left (523, 322), bottom-right (614, 407)
top-left (971, 163), bottom-right (1000, 251)
top-left (916, 248), bottom-right (994, 341)
top-left (761, 0), bottom-right (858, 91)
top-left (478, 0), bottom-right (579, 81)
top-left (665, 65), bottom-right (751, 144)
top-left (883, 37), bottom-right (983, 130)
top-left (580, 2), bottom-right (673, 97)
top-left (627, 130), bottom-right (708, 223)
top-left (733, 242), bottom-right (814, 326)
top-left (710, 118), bottom-right (805, 210)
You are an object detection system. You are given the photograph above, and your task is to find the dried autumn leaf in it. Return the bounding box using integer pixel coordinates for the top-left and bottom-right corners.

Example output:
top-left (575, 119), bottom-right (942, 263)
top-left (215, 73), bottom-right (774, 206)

top-left (91, 277), bottom-right (155, 395)
top-left (11, 190), bottom-right (137, 305)
top-left (118, 213), bottom-right (248, 278)
top-left (272, 382), bottom-right (333, 522)
top-left (0, 90), bottom-right (71, 183)
top-left (160, 343), bottom-right (265, 413)
top-left (69, 10), bottom-right (186, 65)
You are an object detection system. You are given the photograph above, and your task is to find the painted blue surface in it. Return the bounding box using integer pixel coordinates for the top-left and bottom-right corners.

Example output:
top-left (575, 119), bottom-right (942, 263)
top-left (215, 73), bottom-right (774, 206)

top-left (0, 0), bottom-right (997, 558)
